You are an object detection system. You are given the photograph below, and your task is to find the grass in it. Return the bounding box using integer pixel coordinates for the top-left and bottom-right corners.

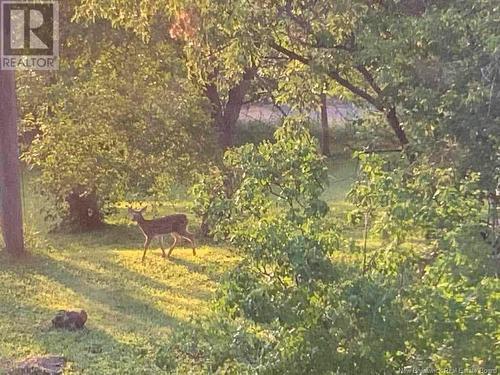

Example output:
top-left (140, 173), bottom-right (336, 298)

top-left (0, 227), bottom-right (238, 374)
top-left (0, 158), bottom-right (358, 374)
top-left (323, 156), bottom-right (358, 205)
top-left (0, 183), bottom-right (240, 374)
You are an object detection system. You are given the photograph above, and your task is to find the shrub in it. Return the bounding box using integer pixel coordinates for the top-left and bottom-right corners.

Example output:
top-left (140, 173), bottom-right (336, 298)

top-left (161, 122), bottom-right (496, 374)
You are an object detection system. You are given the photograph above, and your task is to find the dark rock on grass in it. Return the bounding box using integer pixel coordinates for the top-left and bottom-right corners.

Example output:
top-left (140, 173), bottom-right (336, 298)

top-left (51, 310), bottom-right (87, 330)
top-left (9, 355), bottom-right (65, 375)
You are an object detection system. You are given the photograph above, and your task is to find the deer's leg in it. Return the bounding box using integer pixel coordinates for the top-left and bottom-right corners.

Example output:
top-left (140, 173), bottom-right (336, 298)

top-left (179, 230), bottom-right (196, 256)
top-left (167, 233), bottom-right (178, 258)
top-left (142, 236), bottom-right (152, 263)
top-left (159, 236), bottom-right (167, 258)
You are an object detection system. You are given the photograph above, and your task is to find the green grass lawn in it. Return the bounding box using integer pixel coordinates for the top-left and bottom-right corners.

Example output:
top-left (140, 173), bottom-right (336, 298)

top-left (0, 158), bottom-right (358, 374)
top-left (0, 223), bottom-right (238, 374)
top-left (0, 181), bottom-right (240, 374)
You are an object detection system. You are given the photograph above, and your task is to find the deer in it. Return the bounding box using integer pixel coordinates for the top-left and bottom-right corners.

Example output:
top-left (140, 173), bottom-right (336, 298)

top-left (128, 207), bottom-right (196, 262)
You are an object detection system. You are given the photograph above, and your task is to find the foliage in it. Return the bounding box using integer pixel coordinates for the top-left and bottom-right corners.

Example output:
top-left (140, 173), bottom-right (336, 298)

top-left (348, 153), bottom-right (483, 274)
top-left (156, 316), bottom-right (267, 373)
top-left (167, 121), bottom-right (409, 373)
top-left (349, 153), bottom-right (482, 240)
top-left (158, 273), bottom-right (411, 374)
top-left (405, 227), bottom-right (499, 371)
top-left (162, 124), bottom-right (497, 374)
top-left (389, 2), bottom-right (500, 190)
top-left (74, 0), bottom-right (265, 150)
top-left (22, 30), bottom-right (216, 228)
top-left (75, 0), bottom-right (252, 88)
top-left (74, 0), bottom-right (500, 186)
top-left (191, 117), bottom-right (329, 238)
top-left (190, 164), bottom-right (230, 237)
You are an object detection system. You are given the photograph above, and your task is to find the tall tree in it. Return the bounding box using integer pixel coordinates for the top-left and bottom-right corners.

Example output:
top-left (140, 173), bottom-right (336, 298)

top-left (75, 2), bottom-right (259, 150)
top-left (320, 92), bottom-right (331, 156)
top-left (0, 69), bottom-right (25, 255)
top-left (166, 0), bottom-right (410, 147)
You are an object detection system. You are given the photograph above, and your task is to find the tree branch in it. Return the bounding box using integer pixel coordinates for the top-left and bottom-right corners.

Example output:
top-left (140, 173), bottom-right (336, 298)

top-left (255, 76), bottom-right (289, 116)
top-left (269, 42), bottom-right (409, 146)
top-left (269, 41), bottom-right (384, 111)
top-left (356, 65), bottom-right (383, 96)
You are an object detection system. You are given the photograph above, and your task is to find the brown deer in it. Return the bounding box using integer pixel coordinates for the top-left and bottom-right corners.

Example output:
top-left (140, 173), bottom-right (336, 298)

top-left (128, 207), bottom-right (196, 262)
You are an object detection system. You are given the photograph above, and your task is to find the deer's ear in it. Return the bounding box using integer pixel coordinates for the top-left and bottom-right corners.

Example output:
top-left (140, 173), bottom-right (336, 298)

top-left (140, 206), bottom-right (147, 213)
top-left (127, 207), bottom-right (134, 213)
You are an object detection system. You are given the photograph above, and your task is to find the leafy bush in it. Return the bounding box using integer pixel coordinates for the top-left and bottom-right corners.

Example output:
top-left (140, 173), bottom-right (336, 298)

top-left (156, 316), bottom-right (268, 373)
top-left (158, 272), bottom-right (411, 374)
top-left (349, 153), bottom-right (482, 241)
top-left (348, 153), bottom-right (483, 274)
top-left (161, 123), bottom-right (496, 374)
top-left (191, 117), bottom-right (329, 239)
top-left (405, 227), bottom-right (499, 371)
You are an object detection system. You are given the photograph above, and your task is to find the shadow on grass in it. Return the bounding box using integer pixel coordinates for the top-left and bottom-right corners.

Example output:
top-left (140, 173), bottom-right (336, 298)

top-left (169, 256), bottom-right (229, 284)
top-left (0, 248), bottom-right (211, 372)
top-left (46, 224), bottom-right (141, 251)
top-left (1, 252), bottom-right (183, 330)
top-left (84, 256), bottom-right (215, 302)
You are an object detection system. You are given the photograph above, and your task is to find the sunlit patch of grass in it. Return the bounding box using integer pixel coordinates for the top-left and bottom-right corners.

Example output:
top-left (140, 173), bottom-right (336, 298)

top-left (323, 156), bottom-right (358, 204)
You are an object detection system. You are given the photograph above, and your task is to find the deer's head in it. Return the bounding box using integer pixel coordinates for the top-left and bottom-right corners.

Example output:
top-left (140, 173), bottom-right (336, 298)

top-left (128, 207), bottom-right (147, 222)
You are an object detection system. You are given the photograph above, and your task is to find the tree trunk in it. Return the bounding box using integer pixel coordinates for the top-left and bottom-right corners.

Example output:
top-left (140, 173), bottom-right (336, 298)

top-left (221, 80), bottom-right (248, 148)
top-left (0, 68), bottom-right (25, 256)
top-left (205, 83), bottom-right (225, 148)
top-left (65, 187), bottom-right (103, 231)
top-left (386, 106), bottom-right (409, 146)
top-left (205, 69), bottom-right (255, 150)
top-left (320, 93), bottom-right (331, 156)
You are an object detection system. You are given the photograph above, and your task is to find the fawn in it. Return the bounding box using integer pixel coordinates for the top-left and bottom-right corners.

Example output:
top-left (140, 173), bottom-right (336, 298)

top-left (128, 207), bottom-right (196, 262)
